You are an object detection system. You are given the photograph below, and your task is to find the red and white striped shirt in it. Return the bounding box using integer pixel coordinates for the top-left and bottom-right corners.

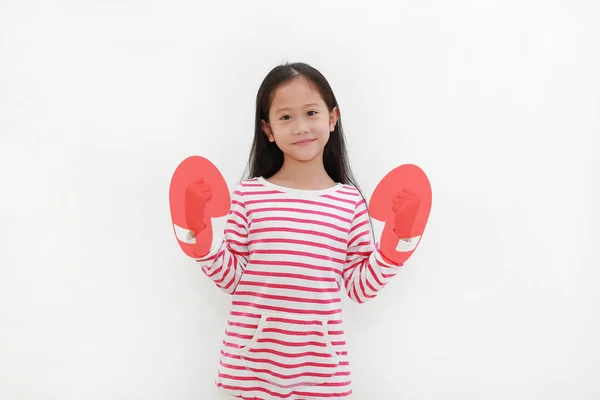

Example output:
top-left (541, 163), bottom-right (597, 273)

top-left (195, 177), bottom-right (404, 399)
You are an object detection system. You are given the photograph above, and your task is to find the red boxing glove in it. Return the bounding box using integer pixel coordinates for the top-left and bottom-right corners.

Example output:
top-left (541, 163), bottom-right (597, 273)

top-left (170, 155), bottom-right (230, 258)
top-left (369, 164), bottom-right (432, 265)
top-left (392, 188), bottom-right (420, 239)
top-left (185, 179), bottom-right (213, 237)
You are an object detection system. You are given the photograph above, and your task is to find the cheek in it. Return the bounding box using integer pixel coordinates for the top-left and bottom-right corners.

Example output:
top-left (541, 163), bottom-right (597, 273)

top-left (318, 123), bottom-right (331, 140)
top-left (270, 129), bottom-right (284, 142)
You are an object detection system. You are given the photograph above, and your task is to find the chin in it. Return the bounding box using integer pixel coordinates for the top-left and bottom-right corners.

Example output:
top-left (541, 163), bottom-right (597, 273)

top-left (288, 149), bottom-right (323, 162)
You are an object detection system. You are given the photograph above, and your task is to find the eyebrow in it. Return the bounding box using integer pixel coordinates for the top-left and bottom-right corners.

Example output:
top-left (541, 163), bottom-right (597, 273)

top-left (275, 103), bottom-right (321, 113)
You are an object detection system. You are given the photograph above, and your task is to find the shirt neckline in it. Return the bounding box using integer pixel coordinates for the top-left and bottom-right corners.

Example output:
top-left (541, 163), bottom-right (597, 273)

top-left (257, 176), bottom-right (343, 196)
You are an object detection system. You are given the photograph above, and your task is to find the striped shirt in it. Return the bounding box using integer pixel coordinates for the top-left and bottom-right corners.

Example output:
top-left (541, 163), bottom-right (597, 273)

top-left (195, 177), bottom-right (404, 399)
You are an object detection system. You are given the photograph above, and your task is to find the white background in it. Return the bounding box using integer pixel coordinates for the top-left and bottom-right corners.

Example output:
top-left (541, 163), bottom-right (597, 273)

top-left (1, 1), bottom-right (599, 399)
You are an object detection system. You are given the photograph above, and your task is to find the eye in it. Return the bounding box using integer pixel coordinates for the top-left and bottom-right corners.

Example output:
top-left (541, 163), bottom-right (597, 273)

top-left (307, 110), bottom-right (318, 116)
top-left (280, 115), bottom-right (291, 120)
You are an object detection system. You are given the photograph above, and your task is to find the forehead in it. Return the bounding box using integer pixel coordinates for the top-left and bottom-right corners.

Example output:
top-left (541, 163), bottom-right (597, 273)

top-left (271, 77), bottom-right (325, 112)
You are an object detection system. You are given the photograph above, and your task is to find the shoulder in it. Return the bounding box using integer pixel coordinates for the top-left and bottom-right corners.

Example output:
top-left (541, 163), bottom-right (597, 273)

top-left (338, 183), bottom-right (361, 195)
top-left (337, 183), bottom-right (367, 200)
top-left (230, 178), bottom-right (262, 196)
top-left (329, 183), bottom-right (367, 213)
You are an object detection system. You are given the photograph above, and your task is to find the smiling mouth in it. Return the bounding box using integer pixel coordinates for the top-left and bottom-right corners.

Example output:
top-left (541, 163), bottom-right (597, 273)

top-left (293, 139), bottom-right (316, 145)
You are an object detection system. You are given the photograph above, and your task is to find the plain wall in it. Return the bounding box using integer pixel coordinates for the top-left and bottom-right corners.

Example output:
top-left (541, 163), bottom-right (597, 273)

top-left (1, 0), bottom-right (599, 399)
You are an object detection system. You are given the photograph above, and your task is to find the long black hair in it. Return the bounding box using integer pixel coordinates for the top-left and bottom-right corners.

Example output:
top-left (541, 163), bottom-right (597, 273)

top-left (244, 62), bottom-right (359, 187)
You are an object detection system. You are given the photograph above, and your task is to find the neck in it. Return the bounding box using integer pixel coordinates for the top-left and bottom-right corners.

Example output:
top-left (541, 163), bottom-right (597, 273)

top-left (271, 156), bottom-right (335, 190)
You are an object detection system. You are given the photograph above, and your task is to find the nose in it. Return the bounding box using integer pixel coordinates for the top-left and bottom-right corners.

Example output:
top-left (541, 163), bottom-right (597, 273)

top-left (294, 118), bottom-right (309, 135)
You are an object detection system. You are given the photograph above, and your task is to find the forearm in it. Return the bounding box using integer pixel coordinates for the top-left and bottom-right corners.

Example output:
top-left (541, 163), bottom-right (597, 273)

top-left (189, 184), bottom-right (249, 294)
top-left (343, 247), bottom-right (403, 303)
top-left (195, 234), bottom-right (248, 294)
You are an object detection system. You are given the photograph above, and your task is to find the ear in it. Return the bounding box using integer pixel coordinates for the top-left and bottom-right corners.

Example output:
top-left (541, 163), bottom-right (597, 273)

top-left (261, 119), bottom-right (275, 142)
top-left (329, 107), bottom-right (340, 132)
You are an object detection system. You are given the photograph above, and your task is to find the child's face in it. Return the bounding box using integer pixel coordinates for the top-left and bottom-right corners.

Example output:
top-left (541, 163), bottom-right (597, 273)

top-left (261, 77), bottom-right (338, 164)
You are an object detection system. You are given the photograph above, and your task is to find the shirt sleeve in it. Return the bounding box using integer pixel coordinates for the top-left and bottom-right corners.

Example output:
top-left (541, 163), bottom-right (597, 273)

top-left (194, 184), bottom-right (249, 294)
top-left (342, 194), bottom-right (404, 304)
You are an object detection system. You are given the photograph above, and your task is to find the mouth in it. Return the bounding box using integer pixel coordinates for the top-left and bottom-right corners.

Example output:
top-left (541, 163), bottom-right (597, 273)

top-left (173, 224), bottom-right (196, 244)
top-left (293, 139), bottom-right (316, 146)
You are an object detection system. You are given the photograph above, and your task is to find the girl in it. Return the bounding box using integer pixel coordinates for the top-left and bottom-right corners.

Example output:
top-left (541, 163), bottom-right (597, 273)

top-left (185, 62), bottom-right (418, 399)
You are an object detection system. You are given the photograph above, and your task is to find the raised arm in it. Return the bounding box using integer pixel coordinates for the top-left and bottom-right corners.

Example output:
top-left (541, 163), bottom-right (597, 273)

top-left (342, 196), bottom-right (404, 304)
top-left (193, 185), bottom-right (249, 294)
